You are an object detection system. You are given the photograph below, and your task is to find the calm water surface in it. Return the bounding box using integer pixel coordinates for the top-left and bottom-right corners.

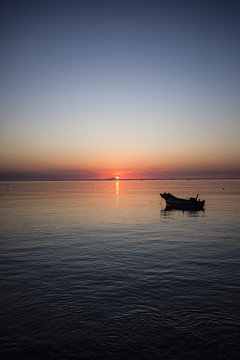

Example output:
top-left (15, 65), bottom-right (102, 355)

top-left (0, 180), bottom-right (240, 359)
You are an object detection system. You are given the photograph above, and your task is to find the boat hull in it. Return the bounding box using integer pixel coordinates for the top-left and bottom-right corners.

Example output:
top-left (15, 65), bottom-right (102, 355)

top-left (160, 193), bottom-right (205, 210)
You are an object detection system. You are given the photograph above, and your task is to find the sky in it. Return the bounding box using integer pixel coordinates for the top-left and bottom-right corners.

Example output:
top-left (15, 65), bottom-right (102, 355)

top-left (1, 0), bottom-right (240, 180)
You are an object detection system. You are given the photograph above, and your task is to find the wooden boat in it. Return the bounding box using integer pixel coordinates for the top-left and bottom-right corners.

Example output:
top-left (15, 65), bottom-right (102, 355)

top-left (160, 192), bottom-right (205, 210)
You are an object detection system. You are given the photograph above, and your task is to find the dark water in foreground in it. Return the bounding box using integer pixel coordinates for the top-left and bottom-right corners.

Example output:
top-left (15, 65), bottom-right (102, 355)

top-left (0, 180), bottom-right (240, 359)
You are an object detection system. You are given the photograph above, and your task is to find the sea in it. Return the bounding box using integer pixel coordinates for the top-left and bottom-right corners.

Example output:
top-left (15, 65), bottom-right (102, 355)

top-left (0, 179), bottom-right (240, 360)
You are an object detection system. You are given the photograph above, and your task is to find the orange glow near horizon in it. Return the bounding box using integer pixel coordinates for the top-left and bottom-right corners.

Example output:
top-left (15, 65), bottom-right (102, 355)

top-left (0, 139), bottom-right (240, 180)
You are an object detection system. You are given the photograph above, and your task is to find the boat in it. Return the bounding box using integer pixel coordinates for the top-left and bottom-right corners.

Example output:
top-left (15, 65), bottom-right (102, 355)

top-left (160, 192), bottom-right (205, 210)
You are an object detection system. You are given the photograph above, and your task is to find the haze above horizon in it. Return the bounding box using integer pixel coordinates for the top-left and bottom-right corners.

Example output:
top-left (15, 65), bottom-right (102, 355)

top-left (1, 0), bottom-right (240, 180)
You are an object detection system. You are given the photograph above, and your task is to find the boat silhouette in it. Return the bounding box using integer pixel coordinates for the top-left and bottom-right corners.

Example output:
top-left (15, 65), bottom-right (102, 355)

top-left (160, 192), bottom-right (205, 210)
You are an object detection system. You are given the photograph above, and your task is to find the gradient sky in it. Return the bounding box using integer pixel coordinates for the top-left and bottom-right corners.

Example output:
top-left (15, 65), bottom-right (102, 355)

top-left (1, 0), bottom-right (240, 179)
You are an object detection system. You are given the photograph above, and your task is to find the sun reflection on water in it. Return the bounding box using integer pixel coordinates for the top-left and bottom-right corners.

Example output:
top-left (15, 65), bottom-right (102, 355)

top-left (116, 180), bottom-right (119, 196)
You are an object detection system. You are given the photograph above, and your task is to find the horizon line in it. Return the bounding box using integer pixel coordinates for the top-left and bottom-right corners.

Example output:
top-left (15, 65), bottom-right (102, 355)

top-left (1, 177), bottom-right (240, 182)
